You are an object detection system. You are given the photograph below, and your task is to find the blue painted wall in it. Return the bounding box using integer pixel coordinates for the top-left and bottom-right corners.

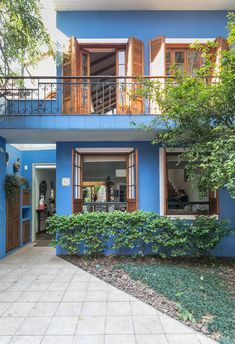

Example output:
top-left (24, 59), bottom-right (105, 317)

top-left (6, 144), bottom-right (22, 175)
top-left (0, 145), bottom-right (56, 258)
top-left (56, 141), bottom-right (235, 256)
top-left (57, 10), bottom-right (228, 74)
top-left (0, 138), bottom-right (6, 258)
top-left (22, 150), bottom-right (56, 188)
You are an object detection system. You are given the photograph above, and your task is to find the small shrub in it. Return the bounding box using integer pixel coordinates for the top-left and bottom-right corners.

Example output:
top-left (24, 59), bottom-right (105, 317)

top-left (4, 174), bottom-right (29, 198)
top-left (46, 211), bottom-right (230, 257)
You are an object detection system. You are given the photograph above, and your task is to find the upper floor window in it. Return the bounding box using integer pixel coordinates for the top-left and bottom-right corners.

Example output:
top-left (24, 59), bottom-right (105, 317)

top-left (165, 48), bottom-right (203, 76)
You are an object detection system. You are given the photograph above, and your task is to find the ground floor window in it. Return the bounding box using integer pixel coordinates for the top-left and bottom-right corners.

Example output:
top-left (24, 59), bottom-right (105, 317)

top-left (72, 149), bottom-right (138, 213)
top-left (165, 151), bottom-right (218, 215)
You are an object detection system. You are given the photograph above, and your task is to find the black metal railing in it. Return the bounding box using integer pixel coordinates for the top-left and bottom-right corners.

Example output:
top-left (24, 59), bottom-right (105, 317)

top-left (0, 75), bottom-right (212, 116)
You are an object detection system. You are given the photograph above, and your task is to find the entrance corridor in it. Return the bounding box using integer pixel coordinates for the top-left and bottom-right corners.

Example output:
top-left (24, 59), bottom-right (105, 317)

top-left (0, 245), bottom-right (217, 344)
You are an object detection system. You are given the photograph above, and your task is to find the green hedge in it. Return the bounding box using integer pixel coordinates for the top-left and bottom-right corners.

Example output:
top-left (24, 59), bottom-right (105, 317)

top-left (46, 210), bottom-right (230, 256)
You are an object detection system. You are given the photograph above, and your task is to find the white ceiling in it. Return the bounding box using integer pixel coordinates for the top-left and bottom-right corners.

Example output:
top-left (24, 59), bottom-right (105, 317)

top-left (11, 144), bottom-right (56, 151)
top-left (53, 0), bottom-right (235, 11)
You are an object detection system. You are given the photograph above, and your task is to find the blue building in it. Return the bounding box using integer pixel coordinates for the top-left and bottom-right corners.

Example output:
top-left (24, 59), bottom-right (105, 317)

top-left (0, 0), bottom-right (234, 257)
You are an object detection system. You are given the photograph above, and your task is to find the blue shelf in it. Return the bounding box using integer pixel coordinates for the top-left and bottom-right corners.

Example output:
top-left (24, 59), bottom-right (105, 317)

top-left (22, 205), bottom-right (31, 209)
top-left (22, 217), bottom-right (30, 222)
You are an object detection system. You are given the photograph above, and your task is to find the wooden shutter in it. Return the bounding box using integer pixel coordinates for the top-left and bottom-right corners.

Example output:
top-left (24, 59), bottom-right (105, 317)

top-left (209, 190), bottom-right (219, 214)
top-left (126, 149), bottom-right (138, 212)
top-left (213, 37), bottom-right (229, 78)
top-left (72, 149), bottom-right (83, 213)
top-left (150, 36), bottom-right (165, 76)
top-left (63, 37), bottom-right (80, 114)
top-left (149, 36), bottom-right (165, 114)
top-left (126, 37), bottom-right (144, 114)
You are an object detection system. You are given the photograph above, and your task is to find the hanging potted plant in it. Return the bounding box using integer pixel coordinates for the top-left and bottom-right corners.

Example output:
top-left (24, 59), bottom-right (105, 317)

top-left (4, 175), bottom-right (29, 199)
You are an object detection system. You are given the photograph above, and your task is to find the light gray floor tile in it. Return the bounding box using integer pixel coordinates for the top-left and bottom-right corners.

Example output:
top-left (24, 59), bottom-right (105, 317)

top-left (39, 291), bottom-right (64, 302)
top-left (136, 334), bottom-right (168, 344)
top-left (196, 334), bottom-right (218, 344)
top-left (105, 316), bottom-right (134, 334)
top-left (73, 335), bottom-right (104, 344)
top-left (106, 302), bottom-right (131, 316)
top-left (41, 336), bottom-right (73, 344)
top-left (105, 334), bottom-right (136, 344)
top-left (76, 316), bottom-right (105, 335)
top-left (158, 313), bottom-right (194, 334)
top-left (0, 293), bottom-right (22, 303)
top-left (3, 303), bottom-right (35, 317)
top-left (0, 336), bottom-right (11, 344)
top-left (0, 317), bottom-right (24, 335)
top-left (84, 291), bottom-right (107, 302)
top-left (16, 317), bottom-right (52, 335)
top-left (29, 302), bottom-right (59, 317)
top-left (107, 292), bottom-right (130, 302)
top-left (62, 291), bottom-right (86, 302)
top-left (55, 302), bottom-right (82, 316)
top-left (46, 317), bottom-right (78, 335)
top-left (16, 292), bottom-right (42, 303)
top-left (67, 282), bottom-right (89, 291)
top-left (81, 302), bottom-right (106, 316)
top-left (9, 336), bottom-right (42, 344)
top-left (0, 303), bottom-right (12, 316)
top-left (130, 301), bottom-right (157, 316)
top-left (47, 282), bottom-right (69, 291)
top-left (167, 334), bottom-right (200, 344)
top-left (133, 316), bottom-right (164, 334)
top-left (87, 282), bottom-right (108, 291)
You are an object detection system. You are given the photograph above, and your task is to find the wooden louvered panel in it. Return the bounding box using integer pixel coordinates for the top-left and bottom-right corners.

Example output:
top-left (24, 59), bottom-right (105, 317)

top-left (126, 149), bottom-right (138, 212)
top-left (126, 37), bottom-right (144, 114)
top-left (63, 37), bottom-right (81, 114)
top-left (6, 190), bottom-right (20, 252)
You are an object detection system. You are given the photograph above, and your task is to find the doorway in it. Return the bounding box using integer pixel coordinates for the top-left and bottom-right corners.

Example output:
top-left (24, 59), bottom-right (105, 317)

top-left (32, 163), bottom-right (56, 245)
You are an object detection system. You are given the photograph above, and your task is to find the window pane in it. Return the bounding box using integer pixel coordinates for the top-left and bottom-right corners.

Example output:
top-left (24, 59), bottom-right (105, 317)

top-left (118, 51), bottom-right (125, 65)
top-left (175, 51), bottom-right (184, 63)
top-left (188, 50), bottom-right (200, 64)
top-left (166, 51), bottom-right (171, 64)
top-left (118, 64), bottom-right (125, 77)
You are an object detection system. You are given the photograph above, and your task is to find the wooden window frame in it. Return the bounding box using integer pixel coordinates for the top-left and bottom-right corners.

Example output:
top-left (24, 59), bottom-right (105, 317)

top-left (164, 151), bottom-right (219, 216)
top-left (72, 150), bottom-right (138, 213)
top-left (165, 44), bottom-right (204, 76)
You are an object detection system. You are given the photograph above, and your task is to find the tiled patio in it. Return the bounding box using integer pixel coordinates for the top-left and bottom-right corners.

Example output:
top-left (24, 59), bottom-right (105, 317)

top-left (0, 245), bottom-right (217, 344)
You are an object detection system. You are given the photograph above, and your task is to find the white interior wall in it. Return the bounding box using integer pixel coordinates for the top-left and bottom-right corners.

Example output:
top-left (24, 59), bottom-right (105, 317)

top-left (34, 168), bottom-right (56, 234)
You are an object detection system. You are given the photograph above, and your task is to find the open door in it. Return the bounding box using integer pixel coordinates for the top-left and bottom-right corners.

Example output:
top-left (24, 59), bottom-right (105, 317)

top-left (73, 149), bottom-right (83, 213)
top-left (149, 36), bottom-right (165, 114)
top-left (126, 149), bottom-right (138, 212)
top-left (126, 37), bottom-right (144, 114)
top-left (63, 37), bottom-right (81, 114)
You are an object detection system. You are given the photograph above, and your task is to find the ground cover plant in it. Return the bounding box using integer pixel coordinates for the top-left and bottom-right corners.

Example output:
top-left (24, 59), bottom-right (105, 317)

top-left (63, 255), bottom-right (235, 344)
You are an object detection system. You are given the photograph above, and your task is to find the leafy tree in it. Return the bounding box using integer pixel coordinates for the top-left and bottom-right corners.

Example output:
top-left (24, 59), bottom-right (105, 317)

top-left (137, 12), bottom-right (235, 197)
top-left (0, 0), bottom-right (54, 80)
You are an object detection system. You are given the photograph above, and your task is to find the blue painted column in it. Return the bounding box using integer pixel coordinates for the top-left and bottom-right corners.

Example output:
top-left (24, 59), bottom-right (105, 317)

top-left (0, 137), bottom-right (6, 258)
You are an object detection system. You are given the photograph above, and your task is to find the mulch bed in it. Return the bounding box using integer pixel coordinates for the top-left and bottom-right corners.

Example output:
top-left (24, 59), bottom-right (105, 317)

top-left (61, 255), bottom-right (235, 341)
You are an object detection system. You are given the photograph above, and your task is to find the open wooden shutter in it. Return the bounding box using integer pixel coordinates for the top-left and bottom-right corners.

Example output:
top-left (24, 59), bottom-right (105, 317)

top-left (209, 190), bottom-right (219, 214)
top-left (63, 37), bottom-right (80, 114)
top-left (72, 149), bottom-right (83, 213)
top-left (213, 37), bottom-right (229, 79)
top-left (149, 36), bottom-right (165, 114)
top-left (150, 36), bottom-right (165, 76)
top-left (126, 149), bottom-right (138, 212)
top-left (126, 37), bottom-right (144, 114)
